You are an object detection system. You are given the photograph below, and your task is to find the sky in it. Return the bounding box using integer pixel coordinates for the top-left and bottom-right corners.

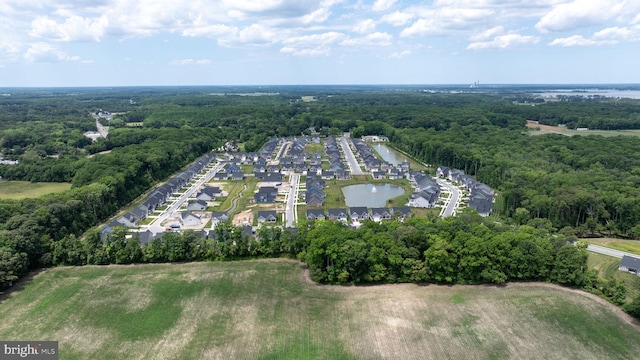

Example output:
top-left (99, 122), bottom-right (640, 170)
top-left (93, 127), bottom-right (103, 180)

top-left (0, 0), bottom-right (639, 87)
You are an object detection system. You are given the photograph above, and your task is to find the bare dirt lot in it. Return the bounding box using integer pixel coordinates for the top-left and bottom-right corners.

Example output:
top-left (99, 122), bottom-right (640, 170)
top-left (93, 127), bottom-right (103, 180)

top-left (232, 209), bottom-right (253, 226)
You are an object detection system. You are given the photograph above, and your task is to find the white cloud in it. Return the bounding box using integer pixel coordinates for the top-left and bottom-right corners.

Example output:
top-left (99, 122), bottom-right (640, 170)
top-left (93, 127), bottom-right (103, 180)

top-left (372, 0), bottom-right (397, 12)
top-left (388, 50), bottom-right (411, 58)
top-left (29, 15), bottom-right (108, 41)
top-left (24, 42), bottom-right (80, 62)
top-left (341, 32), bottom-right (392, 46)
top-left (0, 39), bottom-right (22, 63)
top-left (281, 31), bottom-right (347, 56)
top-left (280, 46), bottom-right (330, 56)
top-left (535, 0), bottom-right (631, 33)
top-left (549, 25), bottom-right (640, 46)
top-left (381, 11), bottom-right (414, 26)
top-left (467, 33), bottom-right (538, 49)
top-left (548, 34), bottom-right (607, 46)
top-left (182, 24), bottom-right (238, 39)
top-left (399, 6), bottom-right (494, 37)
top-left (469, 26), bottom-right (504, 41)
top-left (594, 26), bottom-right (640, 42)
top-left (353, 19), bottom-right (376, 33)
top-left (169, 58), bottom-right (212, 65)
top-left (400, 19), bottom-right (438, 37)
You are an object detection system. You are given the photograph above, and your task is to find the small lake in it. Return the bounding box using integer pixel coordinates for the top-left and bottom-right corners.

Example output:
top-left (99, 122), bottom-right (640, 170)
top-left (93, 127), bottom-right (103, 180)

top-left (342, 183), bottom-right (405, 207)
top-left (372, 144), bottom-right (407, 165)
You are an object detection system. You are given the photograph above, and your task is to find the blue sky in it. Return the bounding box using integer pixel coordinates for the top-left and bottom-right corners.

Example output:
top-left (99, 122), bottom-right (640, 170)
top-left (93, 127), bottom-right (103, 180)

top-left (1, 0), bottom-right (639, 86)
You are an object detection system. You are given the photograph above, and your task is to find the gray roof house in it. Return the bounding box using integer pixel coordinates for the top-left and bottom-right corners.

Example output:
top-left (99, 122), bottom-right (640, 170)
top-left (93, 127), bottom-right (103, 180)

top-left (101, 219), bottom-right (126, 242)
top-left (327, 208), bottom-right (348, 222)
top-left (392, 207), bottom-right (412, 220)
top-left (370, 208), bottom-right (392, 222)
top-left (306, 209), bottom-right (326, 220)
top-left (180, 211), bottom-right (202, 226)
top-left (257, 210), bottom-right (278, 223)
top-left (619, 255), bottom-right (640, 276)
top-left (349, 207), bottom-right (370, 221)
top-left (187, 200), bottom-right (208, 211)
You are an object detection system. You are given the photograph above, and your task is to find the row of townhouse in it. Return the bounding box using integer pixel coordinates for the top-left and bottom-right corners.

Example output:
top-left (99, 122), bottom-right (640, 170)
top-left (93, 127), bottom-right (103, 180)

top-left (101, 152), bottom-right (217, 241)
top-left (306, 207), bottom-right (412, 222)
top-left (305, 175), bottom-right (325, 207)
top-left (437, 166), bottom-right (494, 216)
top-left (325, 136), bottom-right (351, 178)
top-left (351, 138), bottom-right (411, 175)
top-left (186, 186), bottom-right (223, 211)
top-left (131, 223), bottom-right (254, 245)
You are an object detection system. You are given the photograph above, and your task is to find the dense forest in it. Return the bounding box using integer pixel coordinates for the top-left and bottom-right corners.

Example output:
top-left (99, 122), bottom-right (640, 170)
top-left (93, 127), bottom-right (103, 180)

top-left (2, 86), bottom-right (640, 317)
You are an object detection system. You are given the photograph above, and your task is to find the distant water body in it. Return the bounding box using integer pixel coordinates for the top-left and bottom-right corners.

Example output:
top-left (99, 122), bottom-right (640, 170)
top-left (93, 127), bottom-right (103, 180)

top-left (534, 90), bottom-right (640, 99)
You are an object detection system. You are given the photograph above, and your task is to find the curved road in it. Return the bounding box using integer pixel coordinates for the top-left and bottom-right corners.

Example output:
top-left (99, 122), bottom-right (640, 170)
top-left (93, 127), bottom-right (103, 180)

top-left (436, 178), bottom-right (460, 218)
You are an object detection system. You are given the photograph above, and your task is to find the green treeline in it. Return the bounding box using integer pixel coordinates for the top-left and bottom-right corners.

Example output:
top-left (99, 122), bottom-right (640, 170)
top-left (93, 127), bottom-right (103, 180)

top-left (48, 212), bottom-right (634, 311)
top-left (391, 125), bottom-right (640, 235)
top-left (0, 127), bottom-right (221, 290)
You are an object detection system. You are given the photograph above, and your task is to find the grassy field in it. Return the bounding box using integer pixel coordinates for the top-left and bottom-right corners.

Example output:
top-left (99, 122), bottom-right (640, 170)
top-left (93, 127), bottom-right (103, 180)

top-left (1, 260), bottom-right (639, 360)
top-left (526, 122), bottom-right (640, 137)
top-left (584, 238), bottom-right (640, 256)
top-left (0, 181), bottom-right (71, 199)
top-left (587, 252), bottom-right (640, 301)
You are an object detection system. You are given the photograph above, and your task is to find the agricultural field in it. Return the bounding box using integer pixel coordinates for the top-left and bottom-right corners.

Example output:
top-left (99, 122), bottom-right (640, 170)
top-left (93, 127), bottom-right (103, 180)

top-left (1, 260), bottom-right (639, 360)
top-left (0, 181), bottom-right (71, 199)
top-left (526, 121), bottom-right (640, 137)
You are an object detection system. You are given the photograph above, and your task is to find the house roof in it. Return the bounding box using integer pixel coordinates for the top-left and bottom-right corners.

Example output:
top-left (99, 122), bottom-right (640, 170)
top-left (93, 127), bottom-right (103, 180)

top-left (349, 207), bottom-right (368, 215)
top-left (181, 211), bottom-right (201, 220)
top-left (328, 208), bottom-right (347, 217)
top-left (370, 208), bottom-right (391, 216)
top-left (620, 255), bottom-right (640, 270)
top-left (392, 207), bottom-right (412, 216)
top-left (211, 211), bottom-right (228, 220)
top-left (257, 210), bottom-right (277, 219)
top-left (306, 209), bottom-right (326, 218)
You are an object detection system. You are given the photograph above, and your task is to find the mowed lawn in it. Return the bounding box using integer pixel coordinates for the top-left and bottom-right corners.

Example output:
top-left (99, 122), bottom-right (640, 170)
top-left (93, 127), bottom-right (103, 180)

top-left (1, 260), bottom-right (640, 360)
top-left (0, 181), bottom-right (71, 199)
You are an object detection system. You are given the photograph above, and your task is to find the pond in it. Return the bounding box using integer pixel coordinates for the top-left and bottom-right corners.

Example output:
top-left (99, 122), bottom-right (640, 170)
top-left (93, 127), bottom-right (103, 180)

top-left (372, 143), bottom-right (407, 165)
top-left (342, 183), bottom-right (405, 207)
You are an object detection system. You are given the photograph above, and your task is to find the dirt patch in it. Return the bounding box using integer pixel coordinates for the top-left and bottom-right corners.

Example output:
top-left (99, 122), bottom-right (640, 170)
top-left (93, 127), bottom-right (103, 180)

top-left (233, 210), bottom-right (253, 226)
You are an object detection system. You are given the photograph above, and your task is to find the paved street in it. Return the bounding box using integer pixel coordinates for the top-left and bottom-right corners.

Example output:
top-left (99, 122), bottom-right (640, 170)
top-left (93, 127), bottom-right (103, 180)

top-left (284, 173), bottom-right (300, 227)
top-left (146, 161), bottom-right (224, 234)
top-left (339, 136), bottom-right (363, 175)
top-left (436, 178), bottom-right (460, 217)
top-left (587, 244), bottom-right (638, 259)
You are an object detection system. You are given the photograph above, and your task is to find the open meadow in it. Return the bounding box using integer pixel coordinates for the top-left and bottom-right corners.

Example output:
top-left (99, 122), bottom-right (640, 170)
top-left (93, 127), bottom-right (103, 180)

top-left (1, 259), bottom-right (639, 360)
top-left (0, 181), bottom-right (72, 199)
top-left (526, 121), bottom-right (640, 137)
